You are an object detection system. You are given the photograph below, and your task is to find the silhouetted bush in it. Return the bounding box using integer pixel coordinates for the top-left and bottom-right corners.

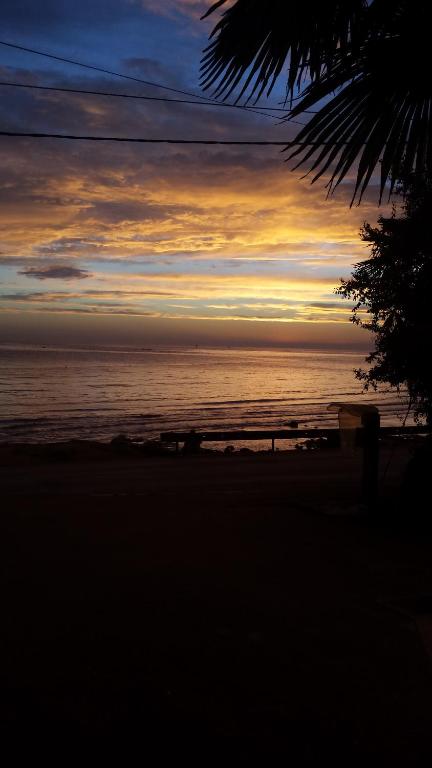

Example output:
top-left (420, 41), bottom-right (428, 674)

top-left (338, 175), bottom-right (432, 425)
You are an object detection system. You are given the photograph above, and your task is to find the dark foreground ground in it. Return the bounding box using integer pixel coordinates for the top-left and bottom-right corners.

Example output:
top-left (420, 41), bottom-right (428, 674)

top-left (2, 442), bottom-right (432, 762)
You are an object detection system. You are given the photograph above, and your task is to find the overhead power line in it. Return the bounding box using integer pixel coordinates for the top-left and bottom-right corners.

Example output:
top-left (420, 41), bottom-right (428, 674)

top-left (0, 130), bottom-right (346, 146)
top-left (0, 78), bottom-right (276, 109)
top-left (0, 39), bottom-right (217, 102)
top-left (0, 39), bottom-right (315, 120)
top-left (0, 39), bottom-right (296, 114)
top-left (0, 130), bottom-right (289, 144)
top-left (0, 80), bottom-right (312, 124)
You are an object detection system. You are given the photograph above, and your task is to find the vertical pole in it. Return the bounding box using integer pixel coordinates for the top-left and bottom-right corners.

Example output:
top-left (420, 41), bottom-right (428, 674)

top-left (271, 438), bottom-right (275, 453)
top-left (361, 412), bottom-right (380, 508)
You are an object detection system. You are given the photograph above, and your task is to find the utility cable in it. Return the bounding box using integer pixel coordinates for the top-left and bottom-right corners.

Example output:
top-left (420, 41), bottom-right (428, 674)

top-left (0, 80), bottom-right (310, 124)
top-left (0, 39), bottom-right (316, 119)
top-left (0, 40), bottom-right (294, 113)
top-left (0, 130), bottom-right (346, 145)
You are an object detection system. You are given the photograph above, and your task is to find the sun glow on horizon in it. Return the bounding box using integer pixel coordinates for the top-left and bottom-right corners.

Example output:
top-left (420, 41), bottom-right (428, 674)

top-left (0, 1), bottom-right (384, 348)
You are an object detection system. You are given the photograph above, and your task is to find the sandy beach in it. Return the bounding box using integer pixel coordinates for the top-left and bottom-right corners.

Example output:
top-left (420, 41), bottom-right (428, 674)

top-left (2, 442), bottom-right (432, 761)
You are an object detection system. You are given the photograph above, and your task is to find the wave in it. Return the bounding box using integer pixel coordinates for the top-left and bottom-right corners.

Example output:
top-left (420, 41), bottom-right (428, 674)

top-left (0, 347), bottom-right (413, 444)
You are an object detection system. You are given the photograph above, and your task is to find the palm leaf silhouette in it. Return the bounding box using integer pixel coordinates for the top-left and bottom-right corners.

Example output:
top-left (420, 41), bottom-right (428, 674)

top-left (201, 1), bottom-right (432, 203)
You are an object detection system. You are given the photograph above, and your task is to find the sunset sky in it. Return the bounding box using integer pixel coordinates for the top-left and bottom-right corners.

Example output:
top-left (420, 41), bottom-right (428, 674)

top-left (0, 0), bottom-right (387, 348)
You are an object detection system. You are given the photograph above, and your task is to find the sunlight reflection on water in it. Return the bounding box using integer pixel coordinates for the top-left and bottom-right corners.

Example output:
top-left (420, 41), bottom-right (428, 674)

top-left (0, 345), bottom-right (412, 444)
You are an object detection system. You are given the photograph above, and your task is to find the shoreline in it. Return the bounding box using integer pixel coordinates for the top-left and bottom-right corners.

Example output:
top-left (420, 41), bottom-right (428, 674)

top-left (0, 436), bottom-right (421, 508)
top-left (0, 431), bottom-right (424, 467)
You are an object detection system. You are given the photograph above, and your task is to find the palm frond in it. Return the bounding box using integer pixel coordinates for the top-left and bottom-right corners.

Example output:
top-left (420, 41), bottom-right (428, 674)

top-left (201, 0), bottom-right (368, 104)
top-left (285, 21), bottom-right (432, 202)
top-left (202, 0), bottom-right (432, 202)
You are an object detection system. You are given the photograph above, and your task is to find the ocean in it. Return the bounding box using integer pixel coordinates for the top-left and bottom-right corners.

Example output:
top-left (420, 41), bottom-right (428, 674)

top-left (0, 344), bottom-right (412, 446)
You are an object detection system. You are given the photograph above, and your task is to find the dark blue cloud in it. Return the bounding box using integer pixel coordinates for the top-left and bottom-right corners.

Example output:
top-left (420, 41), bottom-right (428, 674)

top-left (19, 265), bottom-right (91, 280)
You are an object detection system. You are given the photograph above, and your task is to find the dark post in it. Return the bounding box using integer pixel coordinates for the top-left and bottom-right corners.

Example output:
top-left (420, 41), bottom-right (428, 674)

top-left (360, 410), bottom-right (380, 507)
top-left (328, 403), bottom-right (380, 510)
top-left (183, 429), bottom-right (202, 454)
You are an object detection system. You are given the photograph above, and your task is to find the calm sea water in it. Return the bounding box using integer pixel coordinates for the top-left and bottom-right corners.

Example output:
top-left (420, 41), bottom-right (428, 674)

top-left (0, 344), bottom-right (412, 446)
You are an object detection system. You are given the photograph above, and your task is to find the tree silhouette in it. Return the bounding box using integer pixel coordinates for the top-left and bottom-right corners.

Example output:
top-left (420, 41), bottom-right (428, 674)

top-left (337, 175), bottom-right (432, 423)
top-left (202, 1), bottom-right (432, 204)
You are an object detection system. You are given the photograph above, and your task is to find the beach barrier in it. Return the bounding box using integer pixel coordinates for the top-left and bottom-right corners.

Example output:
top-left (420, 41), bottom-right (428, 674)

top-left (160, 424), bottom-right (424, 454)
top-left (161, 415), bottom-right (428, 508)
top-left (160, 427), bottom-right (339, 454)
